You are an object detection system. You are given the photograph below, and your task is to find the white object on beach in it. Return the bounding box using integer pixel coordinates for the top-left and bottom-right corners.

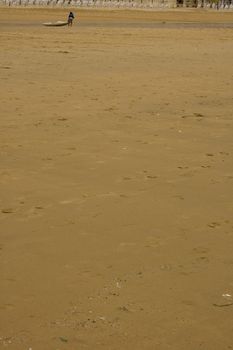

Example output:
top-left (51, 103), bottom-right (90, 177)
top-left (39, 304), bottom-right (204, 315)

top-left (222, 293), bottom-right (232, 298)
top-left (43, 21), bottom-right (68, 27)
top-left (116, 282), bottom-right (121, 289)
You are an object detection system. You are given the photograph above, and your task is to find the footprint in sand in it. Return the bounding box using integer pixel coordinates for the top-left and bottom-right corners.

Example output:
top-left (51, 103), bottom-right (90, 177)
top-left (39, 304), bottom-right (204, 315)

top-left (1, 208), bottom-right (14, 214)
top-left (0, 303), bottom-right (15, 311)
top-left (208, 222), bottom-right (221, 228)
top-left (24, 205), bottom-right (49, 220)
top-left (193, 246), bottom-right (209, 254)
top-left (57, 50), bottom-right (69, 54)
top-left (160, 264), bottom-right (172, 271)
top-left (146, 175), bottom-right (158, 179)
top-left (173, 195), bottom-right (184, 200)
top-left (57, 117), bottom-right (68, 121)
top-left (194, 112), bottom-right (205, 120)
top-left (180, 172), bottom-right (194, 178)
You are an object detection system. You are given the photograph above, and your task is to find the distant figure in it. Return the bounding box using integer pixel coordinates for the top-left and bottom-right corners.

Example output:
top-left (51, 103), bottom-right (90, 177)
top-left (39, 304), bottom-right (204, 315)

top-left (68, 12), bottom-right (75, 27)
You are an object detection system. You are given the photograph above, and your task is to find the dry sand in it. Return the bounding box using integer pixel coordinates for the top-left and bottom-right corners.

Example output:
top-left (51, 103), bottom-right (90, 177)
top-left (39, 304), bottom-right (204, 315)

top-left (0, 7), bottom-right (233, 350)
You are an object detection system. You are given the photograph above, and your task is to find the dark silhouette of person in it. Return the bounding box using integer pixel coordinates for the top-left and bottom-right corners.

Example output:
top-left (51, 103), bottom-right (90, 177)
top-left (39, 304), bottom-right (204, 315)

top-left (68, 12), bottom-right (75, 27)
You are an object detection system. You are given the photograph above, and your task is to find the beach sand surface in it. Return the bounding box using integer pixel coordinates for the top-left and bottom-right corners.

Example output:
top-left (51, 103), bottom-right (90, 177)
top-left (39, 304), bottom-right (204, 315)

top-left (0, 7), bottom-right (233, 350)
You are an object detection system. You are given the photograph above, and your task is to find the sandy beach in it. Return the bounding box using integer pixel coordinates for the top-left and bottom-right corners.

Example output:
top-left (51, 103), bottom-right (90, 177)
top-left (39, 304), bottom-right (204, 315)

top-left (0, 7), bottom-right (233, 349)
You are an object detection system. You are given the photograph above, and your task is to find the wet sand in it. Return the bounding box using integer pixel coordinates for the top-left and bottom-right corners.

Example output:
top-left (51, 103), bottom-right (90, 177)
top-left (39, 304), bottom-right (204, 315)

top-left (0, 7), bottom-right (233, 350)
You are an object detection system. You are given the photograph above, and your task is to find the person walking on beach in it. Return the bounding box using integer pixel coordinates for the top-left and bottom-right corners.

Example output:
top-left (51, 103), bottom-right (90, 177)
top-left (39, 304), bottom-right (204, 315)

top-left (68, 12), bottom-right (75, 27)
